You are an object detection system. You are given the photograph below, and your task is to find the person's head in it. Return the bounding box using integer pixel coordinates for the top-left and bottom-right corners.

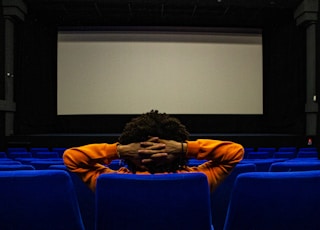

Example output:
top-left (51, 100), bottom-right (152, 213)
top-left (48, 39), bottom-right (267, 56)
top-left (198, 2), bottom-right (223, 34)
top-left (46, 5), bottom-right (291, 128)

top-left (119, 110), bottom-right (190, 173)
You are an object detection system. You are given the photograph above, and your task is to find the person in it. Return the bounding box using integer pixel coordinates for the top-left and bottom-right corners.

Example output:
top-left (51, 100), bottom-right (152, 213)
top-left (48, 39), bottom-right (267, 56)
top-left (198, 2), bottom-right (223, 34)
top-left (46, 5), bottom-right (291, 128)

top-left (63, 110), bottom-right (244, 192)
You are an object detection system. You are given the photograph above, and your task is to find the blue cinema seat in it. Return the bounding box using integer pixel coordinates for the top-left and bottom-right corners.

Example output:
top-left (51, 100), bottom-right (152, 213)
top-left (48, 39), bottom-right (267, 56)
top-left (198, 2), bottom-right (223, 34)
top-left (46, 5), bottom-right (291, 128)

top-left (0, 152), bottom-right (8, 158)
top-left (96, 173), bottom-right (212, 230)
top-left (49, 165), bottom-right (96, 230)
top-left (211, 163), bottom-right (256, 230)
top-left (30, 147), bottom-right (50, 157)
top-left (246, 151), bottom-right (271, 159)
top-left (257, 147), bottom-right (276, 156)
top-left (273, 151), bottom-right (296, 159)
top-left (239, 158), bottom-right (287, 171)
top-left (278, 147), bottom-right (297, 153)
top-left (0, 170), bottom-right (84, 230)
top-left (33, 151), bottom-right (60, 159)
top-left (29, 160), bottom-right (65, 169)
top-left (269, 161), bottom-right (320, 172)
top-left (7, 147), bottom-right (28, 154)
top-left (0, 164), bottom-right (35, 171)
top-left (8, 151), bottom-right (32, 159)
top-left (296, 150), bottom-right (319, 158)
top-left (223, 171), bottom-right (320, 230)
top-left (51, 147), bottom-right (68, 157)
top-left (0, 160), bottom-right (22, 165)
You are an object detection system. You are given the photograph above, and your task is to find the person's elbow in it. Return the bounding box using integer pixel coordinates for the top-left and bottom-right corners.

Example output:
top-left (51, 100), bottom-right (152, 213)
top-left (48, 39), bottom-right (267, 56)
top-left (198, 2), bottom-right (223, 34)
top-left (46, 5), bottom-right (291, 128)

top-left (233, 143), bottom-right (245, 162)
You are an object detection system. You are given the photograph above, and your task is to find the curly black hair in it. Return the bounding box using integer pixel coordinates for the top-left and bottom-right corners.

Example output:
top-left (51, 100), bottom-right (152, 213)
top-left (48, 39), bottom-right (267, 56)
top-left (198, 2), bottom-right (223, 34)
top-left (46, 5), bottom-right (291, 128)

top-left (118, 110), bottom-right (190, 173)
top-left (119, 110), bottom-right (189, 144)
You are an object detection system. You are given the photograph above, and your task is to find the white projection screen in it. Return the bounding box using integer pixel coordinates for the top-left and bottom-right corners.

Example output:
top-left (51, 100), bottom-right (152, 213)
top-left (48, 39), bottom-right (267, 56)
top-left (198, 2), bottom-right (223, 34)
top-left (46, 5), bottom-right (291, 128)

top-left (57, 29), bottom-right (263, 115)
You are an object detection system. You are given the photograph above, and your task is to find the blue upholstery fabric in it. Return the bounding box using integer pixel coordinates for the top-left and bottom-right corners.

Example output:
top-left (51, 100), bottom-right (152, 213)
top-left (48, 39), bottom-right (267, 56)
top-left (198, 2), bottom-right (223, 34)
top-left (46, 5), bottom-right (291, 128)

top-left (296, 151), bottom-right (318, 158)
top-left (8, 151), bottom-right (32, 159)
top-left (51, 147), bottom-right (67, 157)
top-left (299, 147), bottom-right (318, 152)
top-left (0, 170), bottom-right (84, 230)
top-left (211, 163), bottom-right (256, 230)
top-left (257, 147), bottom-right (276, 156)
top-left (33, 151), bottom-right (59, 159)
top-left (0, 152), bottom-right (8, 158)
top-left (7, 147), bottom-right (28, 154)
top-left (246, 151), bottom-right (271, 159)
top-left (96, 173), bottom-right (212, 230)
top-left (30, 147), bottom-right (50, 157)
top-left (49, 165), bottom-right (96, 230)
top-left (224, 171), bottom-right (320, 230)
top-left (278, 147), bottom-right (297, 152)
top-left (187, 159), bottom-right (208, 166)
top-left (29, 160), bottom-right (64, 169)
top-left (105, 159), bottom-right (126, 170)
top-left (273, 151), bottom-right (296, 159)
top-left (269, 161), bottom-right (320, 172)
top-left (0, 160), bottom-right (22, 165)
top-left (239, 158), bottom-right (287, 171)
top-left (0, 164), bottom-right (35, 170)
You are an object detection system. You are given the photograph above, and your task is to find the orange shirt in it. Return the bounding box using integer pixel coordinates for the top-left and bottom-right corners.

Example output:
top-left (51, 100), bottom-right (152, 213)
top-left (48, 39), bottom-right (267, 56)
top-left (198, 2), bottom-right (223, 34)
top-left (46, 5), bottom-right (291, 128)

top-left (63, 139), bottom-right (244, 192)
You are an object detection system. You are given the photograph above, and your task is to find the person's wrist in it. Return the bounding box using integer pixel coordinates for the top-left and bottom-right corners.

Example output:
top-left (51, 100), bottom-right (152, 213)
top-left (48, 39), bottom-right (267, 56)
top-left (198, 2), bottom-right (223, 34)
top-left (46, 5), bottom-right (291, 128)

top-left (116, 144), bottom-right (122, 159)
top-left (181, 142), bottom-right (187, 156)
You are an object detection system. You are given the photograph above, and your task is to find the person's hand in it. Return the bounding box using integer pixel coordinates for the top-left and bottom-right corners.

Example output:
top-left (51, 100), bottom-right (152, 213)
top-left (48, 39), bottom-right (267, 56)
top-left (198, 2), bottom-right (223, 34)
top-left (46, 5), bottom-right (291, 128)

top-left (138, 138), bottom-right (187, 167)
top-left (117, 137), bottom-right (167, 170)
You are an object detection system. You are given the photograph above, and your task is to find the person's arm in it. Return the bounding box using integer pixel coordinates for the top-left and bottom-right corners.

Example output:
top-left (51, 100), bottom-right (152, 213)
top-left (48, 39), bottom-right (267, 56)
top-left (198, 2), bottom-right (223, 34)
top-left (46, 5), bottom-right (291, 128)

top-left (63, 143), bottom-right (120, 191)
top-left (186, 139), bottom-right (244, 191)
top-left (63, 141), bottom-right (165, 191)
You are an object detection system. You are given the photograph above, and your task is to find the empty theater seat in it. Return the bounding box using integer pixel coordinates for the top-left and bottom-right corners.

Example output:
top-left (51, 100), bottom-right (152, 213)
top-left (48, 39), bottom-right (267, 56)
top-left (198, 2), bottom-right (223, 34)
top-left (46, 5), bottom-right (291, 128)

top-left (223, 171), bottom-right (320, 230)
top-left (33, 151), bottom-right (60, 159)
top-left (96, 173), bottom-right (213, 230)
top-left (49, 165), bottom-right (95, 230)
top-left (211, 163), bottom-right (256, 230)
top-left (0, 170), bottom-right (84, 230)
top-left (29, 160), bottom-right (64, 169)
top-left (246, 151), bottom-right (271, 159)
top-left (0, 164), bottom-right (35, 171)
top-left (269, 161), bottom-right (320, 172)
top-left (8, 151), bottom-right (32, 159)
top-left (273, 151), bottom-right (295, 159)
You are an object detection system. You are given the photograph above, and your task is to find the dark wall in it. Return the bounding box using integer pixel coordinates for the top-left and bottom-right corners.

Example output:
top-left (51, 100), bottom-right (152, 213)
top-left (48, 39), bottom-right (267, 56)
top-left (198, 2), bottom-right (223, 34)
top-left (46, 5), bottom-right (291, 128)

top-left (0, 2), bottom-right (5, 150)
top-left (14, 18), bottom-right (57, 134)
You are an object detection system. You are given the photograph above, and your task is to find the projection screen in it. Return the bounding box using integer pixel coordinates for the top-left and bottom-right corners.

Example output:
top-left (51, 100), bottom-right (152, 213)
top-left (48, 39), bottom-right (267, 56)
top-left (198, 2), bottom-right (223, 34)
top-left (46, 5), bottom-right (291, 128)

top-left (57, 30), bottom-right (263, 115)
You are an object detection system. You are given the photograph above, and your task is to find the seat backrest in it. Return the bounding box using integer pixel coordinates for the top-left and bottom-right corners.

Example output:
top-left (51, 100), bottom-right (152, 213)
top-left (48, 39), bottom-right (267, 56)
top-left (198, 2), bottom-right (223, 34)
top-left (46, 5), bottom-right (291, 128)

top-left (240, 158), bottom-right (286, 171)
top-left (0, 160), bottom-right (22, 165)
top-left (33, 151), bottom-right (59, 159)
top-left (0, 164), bottom-right (35, 171)
top-left (269, 161), bottom-right (320, 172)
top-left (246, 151), bottom-right (272, 159)
top-left (224, 171), bottom-right (320, 230)
top-left (211, 163), bottom-right (256, 230)
top-left (299, 147), bottom-right (318, 152)
top-left (51, 147), bottom-right (67, 157)
top-left (29, 160), bottom-right (64, 169)
top-left (296, 151), bottom-right (318, 158)
top-left (0, 170), bottom-right (85, 230)
top-left (273, 151), bottom-right (295, 159)
top-left (0, 152), bottom-right (8, 158)
top-left (278, 147), bottom-right (297, 153)
top-left (30, 147), bottom-right (50, 156)
top-left (257, 147), bottom-right (276, 154)
top-left (8, 151), bottom-right (32, 159)
top-left (49, 165), bottom-right (96, 230)
top-left (7, 147), bottom-right (28, 154)
top-left (96, 173), bottom-right (212, 230)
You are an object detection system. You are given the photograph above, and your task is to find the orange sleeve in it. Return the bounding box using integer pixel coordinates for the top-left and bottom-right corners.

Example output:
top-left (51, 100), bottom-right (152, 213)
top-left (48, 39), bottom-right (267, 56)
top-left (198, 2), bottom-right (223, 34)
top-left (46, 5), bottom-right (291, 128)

top-left (63, 143), bottom-right (122, 191)
top-left (186, 139), bottom-right (244, 192)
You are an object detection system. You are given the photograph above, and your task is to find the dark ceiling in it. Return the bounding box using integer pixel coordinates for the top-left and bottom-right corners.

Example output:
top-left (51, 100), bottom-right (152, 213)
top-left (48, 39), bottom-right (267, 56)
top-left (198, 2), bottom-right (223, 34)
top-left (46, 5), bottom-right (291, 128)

top-left (23, 0), bottom-right (303, 27)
